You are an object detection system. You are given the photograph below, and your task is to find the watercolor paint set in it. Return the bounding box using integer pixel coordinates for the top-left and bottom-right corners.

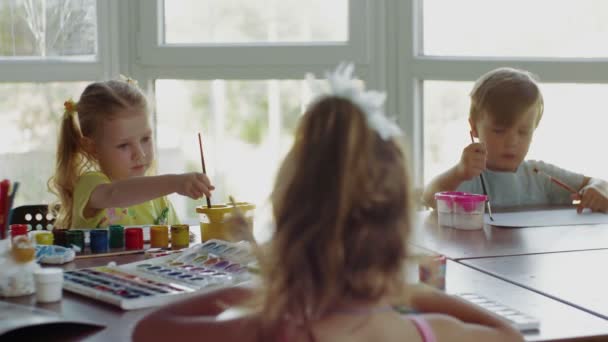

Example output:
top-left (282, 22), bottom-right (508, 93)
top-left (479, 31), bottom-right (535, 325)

top-left (62, 239), bottom-right (256, 310)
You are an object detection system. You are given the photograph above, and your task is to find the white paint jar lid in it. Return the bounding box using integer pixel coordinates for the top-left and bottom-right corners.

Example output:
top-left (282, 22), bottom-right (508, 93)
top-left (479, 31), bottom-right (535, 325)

top-left (34, 268), bottom-right (63, 283)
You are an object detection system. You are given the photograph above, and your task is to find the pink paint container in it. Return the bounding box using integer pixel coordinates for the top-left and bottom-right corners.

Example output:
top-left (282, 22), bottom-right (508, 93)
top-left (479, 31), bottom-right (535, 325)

top-left (434, 192), bottom-right (487, 230)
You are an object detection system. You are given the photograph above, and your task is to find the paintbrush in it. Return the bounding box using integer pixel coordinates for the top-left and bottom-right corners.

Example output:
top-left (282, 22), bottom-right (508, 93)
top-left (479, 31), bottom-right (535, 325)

top-left (0, 179), bottom-right (9, 239)
top-left (533, 167), bottom-right (581, 205)
top-left (533, 167), bottom-right (578, 193)
top-left (198, 132), bottom-right (212, 208)
top-left (6, 182), bottom-right (19, 229)
top-left (469, 132), bottom-right (494, 221)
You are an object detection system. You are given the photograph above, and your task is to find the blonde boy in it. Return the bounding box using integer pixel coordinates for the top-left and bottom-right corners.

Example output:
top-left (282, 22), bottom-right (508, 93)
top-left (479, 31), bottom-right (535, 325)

top-left (423, 67), bottom-right (608, 212)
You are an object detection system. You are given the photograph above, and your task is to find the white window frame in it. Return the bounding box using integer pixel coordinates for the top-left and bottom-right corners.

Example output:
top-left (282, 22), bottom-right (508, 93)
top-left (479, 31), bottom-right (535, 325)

top-left (137, 0), bottom-right (369, 67)
top-left (396, 0), bottom-right (608, 186)
top-left (130, 0), bottom-right (384, 87)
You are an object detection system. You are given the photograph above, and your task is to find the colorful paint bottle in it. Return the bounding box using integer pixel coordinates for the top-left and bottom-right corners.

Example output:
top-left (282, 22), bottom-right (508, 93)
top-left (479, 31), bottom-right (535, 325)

top-left (150, 225), bottom-right (169, 248)
top-left (109, 225), bottom-right (125, 249)
top-left (170, 224), bottom-right (189, 250)
top-left (10, 224), bottom-right (28, 240)
top-left (125, 227), bottom-right (144, 250)
top-left (90, 229), bottom-right (109, 253)
top-left (66, 230), bottom-right (85, 252)
top-left (418, 255), bottom-right (447, 291)
top-left (35, 231), bottom-right (54, 245)
top-left (52, 229), bottom-right (69, 247)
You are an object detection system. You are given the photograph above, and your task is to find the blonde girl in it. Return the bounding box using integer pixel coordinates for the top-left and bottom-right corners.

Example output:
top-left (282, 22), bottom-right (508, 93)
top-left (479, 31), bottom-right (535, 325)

top-left (133, 64), bottom-right (522, 342)
top-left (48, 78), bottom-right (214, 229)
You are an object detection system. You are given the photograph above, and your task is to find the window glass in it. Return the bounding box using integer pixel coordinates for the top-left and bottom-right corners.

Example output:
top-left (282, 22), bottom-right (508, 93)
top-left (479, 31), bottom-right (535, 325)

top-left (155, 79), bottom-right (309, 222)
top-left (423, 0), bottom-right (608, 57)
top-left (163, 0), bottom-right (348, 44)
top-left (0, 82), bottom-right (91, 207)
top-left (0, 0), bottom-right (97, 58)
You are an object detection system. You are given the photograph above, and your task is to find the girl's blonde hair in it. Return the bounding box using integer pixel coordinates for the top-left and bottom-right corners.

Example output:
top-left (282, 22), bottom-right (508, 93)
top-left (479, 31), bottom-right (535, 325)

top-left (48, 80), bottom-right (147, 228)
top-left (256, 96), bottom-right (413, 339)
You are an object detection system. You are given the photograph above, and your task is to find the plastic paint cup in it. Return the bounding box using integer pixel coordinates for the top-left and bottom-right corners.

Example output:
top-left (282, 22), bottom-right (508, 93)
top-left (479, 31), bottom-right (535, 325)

top-left (109, 225), bottom-right (125, 249)
top-left (150, 225), bottom-right (169, 248)
top-left (125, 227), bottom-right (144, 250)
top-left (434, 192), bottom-right (487, 230)
top-left (34, 231), bottom-right (54, 245)
top-left (34, 268), bottom-right (63, 303)
top-left (66, 230), bottom-right (85, 251)
top-left (196, 202), bottom-right (255, 242)
top-left (170, 224), bottom-right (189, 250)
top-left (90, 229), bottom-right (109, 253)
top-left (10, 224), bottom-right (28, 240)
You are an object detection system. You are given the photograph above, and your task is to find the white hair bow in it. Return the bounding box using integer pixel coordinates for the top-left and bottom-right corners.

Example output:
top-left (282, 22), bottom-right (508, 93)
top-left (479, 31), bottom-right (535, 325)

top-left (306, 62), bottom-right (402, 140)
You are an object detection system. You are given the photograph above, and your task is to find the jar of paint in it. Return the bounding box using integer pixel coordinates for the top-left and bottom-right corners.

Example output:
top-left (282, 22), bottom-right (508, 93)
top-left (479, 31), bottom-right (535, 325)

top-left (125, 227), bottom-right (144, 250)
top-left (34, 268), bottom-right (63, 303)
top-left (109, 225), bottom-right (125, 249)
top-left (0, 237), bottom-right (37, 297)
top-left (150, 225), bottom-right (169, 248)
top-left (170, 224), bottom-right (189, 250)
top-left (196, 202), bottom-right (255, 242)
top-left (11, 235), bottom-right (36, 263)
top-left (90, 229), bottom-right (109, 253)
top-left (34, 231), bottom-right (54, 245)
top-left (9, 224), bottom-right (28, 240)
top-left (66, 230), bottom-right (85, 252)
top-left (52, 229), bottom-right (69, 247)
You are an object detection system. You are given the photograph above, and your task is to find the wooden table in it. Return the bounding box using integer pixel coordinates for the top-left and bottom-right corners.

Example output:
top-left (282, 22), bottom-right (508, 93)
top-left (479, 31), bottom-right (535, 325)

top-left (3, 252), bottom-right (608, 341)
top-left (461, 250), bottom-right (608, 322)
top-left (446, 261), bottom-right (608, 341)
top-left (411, 211), bottom-right (608, 260)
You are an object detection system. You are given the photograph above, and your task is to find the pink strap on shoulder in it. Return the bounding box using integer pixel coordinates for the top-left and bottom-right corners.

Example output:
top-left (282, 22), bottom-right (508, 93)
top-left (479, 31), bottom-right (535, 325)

top-left (276, 324), bottom-right (291, 342)
top-left (407, 315), bottom-right (437, 342)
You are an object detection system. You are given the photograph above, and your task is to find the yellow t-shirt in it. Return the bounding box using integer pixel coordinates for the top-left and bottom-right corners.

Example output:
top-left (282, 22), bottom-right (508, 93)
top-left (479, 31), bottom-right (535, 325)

top-left (72, 172), bottom-right (180, 229)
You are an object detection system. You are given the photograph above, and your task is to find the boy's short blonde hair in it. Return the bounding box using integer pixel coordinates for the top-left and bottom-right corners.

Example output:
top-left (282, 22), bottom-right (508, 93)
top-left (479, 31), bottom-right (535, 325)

top-left (470, 67), bottom-right (544, 127)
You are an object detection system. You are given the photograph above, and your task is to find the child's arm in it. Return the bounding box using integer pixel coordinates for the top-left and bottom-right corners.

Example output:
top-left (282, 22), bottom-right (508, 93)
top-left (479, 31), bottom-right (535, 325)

top-left (132, 286), bottom-right (257, 342)
top-left (422, 142), bottom-right (487, 208)
top-left (409, 286), bottom-right (523, 342)
top-left (576, 177), bottom-right (608, 213)
top-left (422, 166), bottom-right (466, 208)
top-left (88, 173), bottom-right (214, 210)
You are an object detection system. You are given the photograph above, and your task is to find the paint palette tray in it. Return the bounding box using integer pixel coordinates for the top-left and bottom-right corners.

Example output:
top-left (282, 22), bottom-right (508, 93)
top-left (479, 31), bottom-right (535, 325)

top-left (454, 293), bottom-right (540, 331)
top-left (63, 239), bottom-right (256, 310)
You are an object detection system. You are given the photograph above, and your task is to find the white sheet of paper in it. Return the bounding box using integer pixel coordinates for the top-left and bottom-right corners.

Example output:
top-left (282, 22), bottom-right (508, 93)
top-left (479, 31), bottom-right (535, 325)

top-left (485, 209), bottom-right (608, 227)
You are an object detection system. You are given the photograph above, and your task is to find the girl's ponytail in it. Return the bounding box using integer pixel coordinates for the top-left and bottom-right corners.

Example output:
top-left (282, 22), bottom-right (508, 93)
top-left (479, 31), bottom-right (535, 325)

top-left (48, 100), bottom-right (85, 229)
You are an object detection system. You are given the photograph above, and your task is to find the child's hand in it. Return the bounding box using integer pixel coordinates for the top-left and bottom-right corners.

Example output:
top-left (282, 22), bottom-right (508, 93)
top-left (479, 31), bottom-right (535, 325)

top-left (175, 172), bottom-right (215, 200)
top-left (225, 214), bottom-right (255, 243)
top-left (574, 179), bottom-right (608, 213)
top-left (456, 142), bottom-right (487, 181)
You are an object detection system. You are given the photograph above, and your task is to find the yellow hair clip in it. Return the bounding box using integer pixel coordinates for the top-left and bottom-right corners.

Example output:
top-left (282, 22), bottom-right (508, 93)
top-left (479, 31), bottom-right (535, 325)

top-left (64, 99), bottom-right (77, 114)
top-left (119, 74), bottom-right (139, 87)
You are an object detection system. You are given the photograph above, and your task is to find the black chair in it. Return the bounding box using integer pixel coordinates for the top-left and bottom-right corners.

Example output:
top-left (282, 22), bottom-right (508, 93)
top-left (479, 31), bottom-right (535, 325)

top-left (9, 204), bottom-right (55, 231)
